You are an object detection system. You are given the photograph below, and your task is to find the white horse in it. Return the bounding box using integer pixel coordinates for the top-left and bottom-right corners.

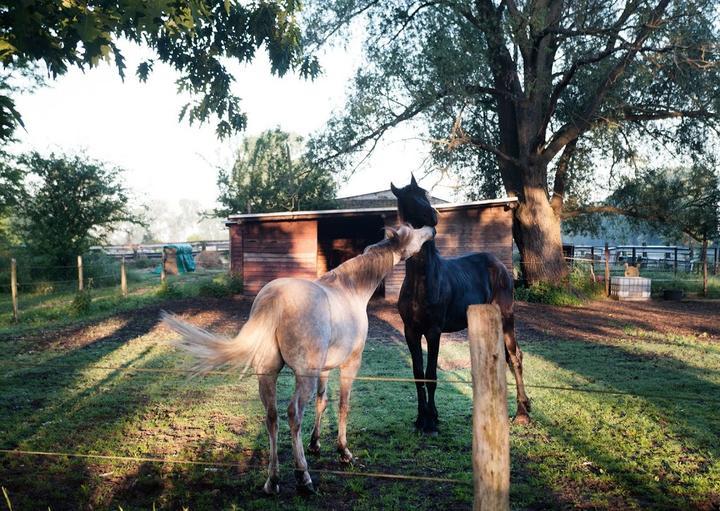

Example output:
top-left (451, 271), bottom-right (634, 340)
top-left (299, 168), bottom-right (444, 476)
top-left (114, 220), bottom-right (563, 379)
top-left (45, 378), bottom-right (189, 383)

top-left (162, 224), bottom-right (435, 494)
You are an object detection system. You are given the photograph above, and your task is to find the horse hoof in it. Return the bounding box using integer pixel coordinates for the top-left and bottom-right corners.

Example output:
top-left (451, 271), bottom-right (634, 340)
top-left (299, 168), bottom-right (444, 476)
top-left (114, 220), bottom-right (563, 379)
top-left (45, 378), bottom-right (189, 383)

top-left (513, 414), bottom-right (531, 425)
top-left (424, 429), bottom-right (439, 437)
top-left (297, 481), bottom-right (316, 496)
top-left (262, 479), bottom-right (280, 495)
top-left (308, 442), bottom-right (321, 455)
top-left (338, 448), bottom-right (354, 464)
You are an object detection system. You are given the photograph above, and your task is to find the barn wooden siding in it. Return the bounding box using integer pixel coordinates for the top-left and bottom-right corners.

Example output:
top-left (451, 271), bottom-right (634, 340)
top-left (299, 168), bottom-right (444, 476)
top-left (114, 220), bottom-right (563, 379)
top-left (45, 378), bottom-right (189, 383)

top-left (226, 199), bottom-right (516, 299)
top-left (380, 204), bottom-right (514, 300)
top-left (239, 220), bottom-right (317, 295)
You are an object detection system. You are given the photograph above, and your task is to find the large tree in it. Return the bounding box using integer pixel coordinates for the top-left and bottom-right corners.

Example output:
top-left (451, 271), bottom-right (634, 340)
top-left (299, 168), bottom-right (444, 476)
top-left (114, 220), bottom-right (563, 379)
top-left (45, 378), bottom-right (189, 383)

top-left (214, 127), bottom-right (337, 215)
top-left (0, 1), bottom-right (318, 141)
top-left (14, 151), bottom-right (143, 267)
top-left (305, 0), bottom-right (720, 284)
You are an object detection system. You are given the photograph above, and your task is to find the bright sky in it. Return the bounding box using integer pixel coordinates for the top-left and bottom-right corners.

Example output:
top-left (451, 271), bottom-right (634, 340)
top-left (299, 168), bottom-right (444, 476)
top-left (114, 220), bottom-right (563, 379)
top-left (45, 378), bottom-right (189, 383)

top-left (13, 39), bottom-right (455, 216)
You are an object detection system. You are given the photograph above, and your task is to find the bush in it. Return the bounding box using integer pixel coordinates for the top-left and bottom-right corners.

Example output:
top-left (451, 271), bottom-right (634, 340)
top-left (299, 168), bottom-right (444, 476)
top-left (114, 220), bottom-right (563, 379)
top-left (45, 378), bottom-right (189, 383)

top-left (227, 273), bottom-right (243, 294)
top-left (514, 263), bottom-right (603, 306)
top-left (70, 290), bottom-right (92, 315)
top-left (514, 282), bottom-right (584, 307)
top-left (156, 281), bottom-right (183, 299)
top-left (198, 273), bottom-right (244, 298)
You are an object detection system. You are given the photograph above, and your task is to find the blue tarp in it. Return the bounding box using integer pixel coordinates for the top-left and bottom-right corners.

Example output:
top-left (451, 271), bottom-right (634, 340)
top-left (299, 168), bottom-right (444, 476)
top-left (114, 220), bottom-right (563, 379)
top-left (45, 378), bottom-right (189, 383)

top-left (153, 244), bottom-right (196, 274)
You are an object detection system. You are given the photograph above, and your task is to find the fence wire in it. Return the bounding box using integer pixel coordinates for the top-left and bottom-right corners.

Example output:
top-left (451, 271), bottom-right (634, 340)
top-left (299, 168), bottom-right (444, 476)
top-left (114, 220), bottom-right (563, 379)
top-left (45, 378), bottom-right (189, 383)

top-left (4, 360), bottom-right (718, 405)
top-left (0, 449), bottom-right (468, 485)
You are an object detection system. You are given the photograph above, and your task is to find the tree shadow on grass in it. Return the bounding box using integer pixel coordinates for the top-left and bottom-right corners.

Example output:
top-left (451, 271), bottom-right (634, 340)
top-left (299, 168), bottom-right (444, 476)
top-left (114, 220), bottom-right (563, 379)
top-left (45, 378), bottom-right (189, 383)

top-left (520, 338), bottom-right (720, 510)
top-left (0, 298), bottom-right (261, 509)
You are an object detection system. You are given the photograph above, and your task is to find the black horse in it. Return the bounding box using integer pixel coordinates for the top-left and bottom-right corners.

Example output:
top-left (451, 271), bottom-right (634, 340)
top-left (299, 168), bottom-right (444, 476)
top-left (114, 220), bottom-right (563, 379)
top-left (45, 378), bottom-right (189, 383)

top-left (391, 176), bottom-right (530, 433)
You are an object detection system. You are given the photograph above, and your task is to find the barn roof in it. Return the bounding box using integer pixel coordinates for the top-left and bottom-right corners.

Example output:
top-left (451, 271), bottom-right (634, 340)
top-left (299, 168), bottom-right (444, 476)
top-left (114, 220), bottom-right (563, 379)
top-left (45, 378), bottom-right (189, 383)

top-left (226, 197), bottom-right (517, 224)
top-left (335, 189), bottom-right (448, 209)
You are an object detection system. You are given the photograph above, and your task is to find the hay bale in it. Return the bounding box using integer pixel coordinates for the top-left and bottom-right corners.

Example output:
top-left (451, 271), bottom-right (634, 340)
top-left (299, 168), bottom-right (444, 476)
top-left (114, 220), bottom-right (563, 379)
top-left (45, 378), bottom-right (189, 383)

top-left (195, 250), bottom-right (223, 269)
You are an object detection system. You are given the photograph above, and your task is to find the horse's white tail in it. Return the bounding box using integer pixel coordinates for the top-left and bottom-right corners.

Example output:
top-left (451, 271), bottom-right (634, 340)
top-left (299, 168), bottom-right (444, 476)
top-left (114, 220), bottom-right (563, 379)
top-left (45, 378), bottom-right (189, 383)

top-left (161, 310), bottom-right (275, 376)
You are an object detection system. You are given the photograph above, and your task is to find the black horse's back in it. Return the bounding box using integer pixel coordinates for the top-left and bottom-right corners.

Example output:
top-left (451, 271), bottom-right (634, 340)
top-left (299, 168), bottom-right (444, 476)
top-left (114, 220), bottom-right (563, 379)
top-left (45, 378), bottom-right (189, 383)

top-left (441, 252), bottom-right (507, 331)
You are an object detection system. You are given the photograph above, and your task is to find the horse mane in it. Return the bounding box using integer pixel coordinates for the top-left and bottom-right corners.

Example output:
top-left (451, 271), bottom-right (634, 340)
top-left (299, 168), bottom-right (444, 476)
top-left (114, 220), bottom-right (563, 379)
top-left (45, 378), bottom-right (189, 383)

top-left (318, 249), bottom-right (393, 292)
top-left (318, 226), bottom-right (411, 292)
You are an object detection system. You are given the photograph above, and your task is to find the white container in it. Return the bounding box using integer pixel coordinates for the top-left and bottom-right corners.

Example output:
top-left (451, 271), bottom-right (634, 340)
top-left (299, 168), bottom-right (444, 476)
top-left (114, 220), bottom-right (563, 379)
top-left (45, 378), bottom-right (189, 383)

top-left (610, 276), bottom-right (651, 301)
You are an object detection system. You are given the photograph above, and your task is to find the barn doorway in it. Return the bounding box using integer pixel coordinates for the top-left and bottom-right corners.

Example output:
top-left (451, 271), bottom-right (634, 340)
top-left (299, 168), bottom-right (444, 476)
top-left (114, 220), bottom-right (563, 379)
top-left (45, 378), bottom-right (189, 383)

top-left (317, 215), bottom-right (386, 298)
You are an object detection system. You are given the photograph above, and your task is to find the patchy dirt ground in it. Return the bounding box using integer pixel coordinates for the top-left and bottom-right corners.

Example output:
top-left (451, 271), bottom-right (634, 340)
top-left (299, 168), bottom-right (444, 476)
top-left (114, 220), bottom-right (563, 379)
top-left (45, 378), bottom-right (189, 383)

top-left (6, 295), bottom-right (718, 353)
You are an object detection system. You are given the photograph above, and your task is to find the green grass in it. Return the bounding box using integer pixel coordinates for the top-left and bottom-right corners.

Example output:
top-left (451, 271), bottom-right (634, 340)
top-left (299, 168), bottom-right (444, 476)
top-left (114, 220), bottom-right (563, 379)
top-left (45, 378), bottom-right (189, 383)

top-left (646, 273), bottom-right (720, 298)
top-left (0, 299), bottom-right (718, 509)
top-left (0, 269), bottom-right (233, 334)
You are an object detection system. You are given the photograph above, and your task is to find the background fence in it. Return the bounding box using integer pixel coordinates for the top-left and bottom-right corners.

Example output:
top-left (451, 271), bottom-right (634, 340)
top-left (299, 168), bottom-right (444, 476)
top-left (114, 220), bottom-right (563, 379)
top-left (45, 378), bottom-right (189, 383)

top-left (0, 244), bottom-right (232, 328)
top-left (4, 241), bottom-right (719, 329)
top-left (569, 244), bottom-right (719, 275)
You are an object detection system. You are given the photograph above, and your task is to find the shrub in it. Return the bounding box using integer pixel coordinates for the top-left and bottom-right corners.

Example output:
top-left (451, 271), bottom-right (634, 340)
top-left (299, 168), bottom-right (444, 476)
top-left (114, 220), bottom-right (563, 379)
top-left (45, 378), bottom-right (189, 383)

top-left (156, 281), bottom-right (183, 299)
top-left (198, 273), bottom-right (244, 298)
top-left (198, 279), bottom-right (230, 298)
top-left (70, 290), bottom-right (92, 315)
top-left (515, 282), bottom-right (584, 307)
top-left (128, 256), bottom-right (157, 270)
top-left (227, 273), bottom-right (243, 294)
top-left (514, 261), bottom-right (604, 306)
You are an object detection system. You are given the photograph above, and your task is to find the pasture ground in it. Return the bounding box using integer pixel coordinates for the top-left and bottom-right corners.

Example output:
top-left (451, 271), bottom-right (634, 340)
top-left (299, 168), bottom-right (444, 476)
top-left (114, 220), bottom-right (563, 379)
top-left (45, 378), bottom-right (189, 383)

top-left (0, 297), bottom-right (718, 510)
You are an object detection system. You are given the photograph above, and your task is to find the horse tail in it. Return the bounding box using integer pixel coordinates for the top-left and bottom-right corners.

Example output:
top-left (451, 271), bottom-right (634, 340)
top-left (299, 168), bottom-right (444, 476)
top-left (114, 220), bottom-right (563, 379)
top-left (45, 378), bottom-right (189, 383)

top-left (161, 307), bottom-right (278, 376)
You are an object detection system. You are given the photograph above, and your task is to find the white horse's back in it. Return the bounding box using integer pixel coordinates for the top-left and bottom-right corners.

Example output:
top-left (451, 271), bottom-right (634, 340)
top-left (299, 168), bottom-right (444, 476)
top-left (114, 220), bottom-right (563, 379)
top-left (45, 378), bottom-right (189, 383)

top-left (252, 278), bottom-right (333, 373)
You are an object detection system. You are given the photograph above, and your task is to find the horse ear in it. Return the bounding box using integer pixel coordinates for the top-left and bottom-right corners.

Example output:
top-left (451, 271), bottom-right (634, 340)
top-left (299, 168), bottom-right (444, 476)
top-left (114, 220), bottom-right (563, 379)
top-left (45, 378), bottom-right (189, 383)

top-left (390, 182), bottom-right (400, 197)
top-left (410, 173), bottom-right (418, 188)
top-left (384, 226), bottom-right (398, 241)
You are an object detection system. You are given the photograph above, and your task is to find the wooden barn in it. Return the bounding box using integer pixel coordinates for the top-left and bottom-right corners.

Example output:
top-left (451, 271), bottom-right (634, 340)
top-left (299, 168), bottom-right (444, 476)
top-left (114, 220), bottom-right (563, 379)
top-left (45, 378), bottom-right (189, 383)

top-left (226, 197), bottom-right (517, 299)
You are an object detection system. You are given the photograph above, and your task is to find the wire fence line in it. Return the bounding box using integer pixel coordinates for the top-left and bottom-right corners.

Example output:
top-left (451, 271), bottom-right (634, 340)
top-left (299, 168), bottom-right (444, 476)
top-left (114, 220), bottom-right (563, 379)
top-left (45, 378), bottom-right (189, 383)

top-left (0, 449), bottom-right (468, 485)
top-left (4, 360), bottom-right (718, 405)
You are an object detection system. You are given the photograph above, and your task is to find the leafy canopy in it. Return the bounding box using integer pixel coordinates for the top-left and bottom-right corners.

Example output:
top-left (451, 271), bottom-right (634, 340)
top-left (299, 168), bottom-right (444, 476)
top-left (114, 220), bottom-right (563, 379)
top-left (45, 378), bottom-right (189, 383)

top-left (305, 0), bottom-right (720, 203)
top-left (214, 127), bottom-right (337, 216)
top-left (14, 151), bottom-right (144, 266)
top-left (0, 1), bottom-right (319, 141)
top-left (607, 163), bottom-right (720, 243)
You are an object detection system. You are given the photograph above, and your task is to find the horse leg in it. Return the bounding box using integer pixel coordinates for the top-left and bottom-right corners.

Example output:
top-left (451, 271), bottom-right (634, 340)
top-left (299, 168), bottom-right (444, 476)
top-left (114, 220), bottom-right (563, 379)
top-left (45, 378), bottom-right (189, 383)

top-left (258, 372), bottom-right (281, 494)
top-left (404, 325), bottom-right (428, 431)
top-left (337, 353), bottom-right (361, 463)
top-left (288, 373), bottom-right (318, 494)
top-left (502, 310), bottom-right (531, 424)
top-left (424, 328), bottom-right (441, 435)
top-left (308, 370), bottom-right (330, 454)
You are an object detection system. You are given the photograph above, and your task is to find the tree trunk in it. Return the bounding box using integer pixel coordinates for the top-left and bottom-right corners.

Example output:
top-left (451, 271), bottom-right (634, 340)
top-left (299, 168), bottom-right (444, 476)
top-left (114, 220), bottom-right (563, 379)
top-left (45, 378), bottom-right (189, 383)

top-left (513, 186), bottom-right (567, 285)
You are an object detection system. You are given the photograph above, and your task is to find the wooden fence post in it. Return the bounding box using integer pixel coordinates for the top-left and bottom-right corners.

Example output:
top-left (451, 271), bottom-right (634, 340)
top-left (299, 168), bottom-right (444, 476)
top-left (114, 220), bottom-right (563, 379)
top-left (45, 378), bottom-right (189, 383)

top-left (714, 246), bottom-right (718, 276)
top-left (702, 238), bottom-right (708, 298)
top-left (160, 250), bottom-right (167, 283)
top-left (10, 258), bottom-right (18, 322)
top-left (120, 256), bottom-right (127, 297)
top-left (604, 243), bottom-right (610, 297)
top-left (468, 304), bottom-right (510, 511)
top-left (77, 255), bottom-right (83, 291)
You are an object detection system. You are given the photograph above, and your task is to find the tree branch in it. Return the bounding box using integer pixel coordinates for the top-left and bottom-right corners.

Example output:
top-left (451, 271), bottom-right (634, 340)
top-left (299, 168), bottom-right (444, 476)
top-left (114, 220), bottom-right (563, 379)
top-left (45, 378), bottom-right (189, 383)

top-left (550, 138), bottom-right (577, 215)
top-left (314, 94), bottom-right (440, 167)
top-left (542, 0), bottom-right (672, 164)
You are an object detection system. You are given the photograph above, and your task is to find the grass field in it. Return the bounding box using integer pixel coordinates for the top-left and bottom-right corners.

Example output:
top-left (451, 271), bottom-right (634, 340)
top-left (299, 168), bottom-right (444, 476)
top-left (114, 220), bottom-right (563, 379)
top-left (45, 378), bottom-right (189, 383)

top-left (0, 297), bottom-right (719, 510)
top-left (0, 269), bottom-right (231, 334)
